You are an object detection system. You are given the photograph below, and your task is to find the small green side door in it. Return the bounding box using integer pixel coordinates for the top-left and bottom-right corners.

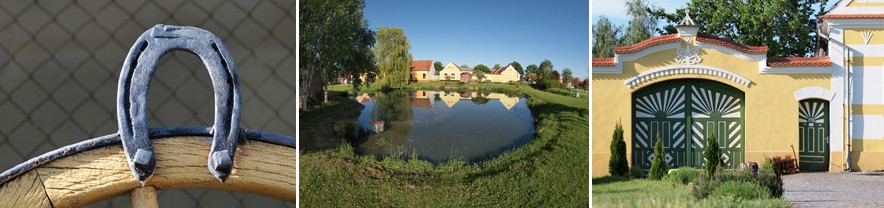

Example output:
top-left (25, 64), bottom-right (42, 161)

top-left (798, 99), bottom-right (829, 171)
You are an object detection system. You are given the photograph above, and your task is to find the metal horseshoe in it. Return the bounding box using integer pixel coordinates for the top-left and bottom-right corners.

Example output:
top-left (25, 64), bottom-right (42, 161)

top-left (117, 24), bottom-right (242, 182)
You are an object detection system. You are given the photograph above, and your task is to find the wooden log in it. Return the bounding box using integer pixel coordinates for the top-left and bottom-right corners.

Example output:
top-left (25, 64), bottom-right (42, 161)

top-left (35, 137), bottom-right (295, 207)
top-left (0, 171), bottom-right (51, 208)
top-left (130, 186), bottom-right (158, 208)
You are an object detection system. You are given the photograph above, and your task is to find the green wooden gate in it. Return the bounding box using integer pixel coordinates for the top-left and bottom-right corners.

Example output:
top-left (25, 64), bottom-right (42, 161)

top-left (798, 99), bottom-right (829, 171)
top-left (632, 79), bottom-right (745, 171)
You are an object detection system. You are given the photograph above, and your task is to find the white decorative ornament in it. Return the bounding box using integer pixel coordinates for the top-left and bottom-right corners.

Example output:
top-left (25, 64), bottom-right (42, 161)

top-left (862, 30), bottom-right (874, 45)
top-left (675, 38), bottom-right (702, 65)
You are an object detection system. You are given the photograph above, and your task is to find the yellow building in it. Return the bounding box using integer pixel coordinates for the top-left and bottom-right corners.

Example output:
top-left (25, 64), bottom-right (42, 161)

top-left (439, 62), bottom-right (473, 82)
top-left (411, 60), bottom-right (435, 82)
top-left (592, 12), bottom-right (839, 176)
top-left (485, 65), bottom-right (521, 83)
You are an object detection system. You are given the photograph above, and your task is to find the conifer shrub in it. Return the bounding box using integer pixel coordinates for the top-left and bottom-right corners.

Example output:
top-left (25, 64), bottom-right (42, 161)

top-left (647, 134), bottom-right (669, 180)
top-left (608, 120), bottom-right (629, 176)
top-left (704, 133), bottom-right (721, 177)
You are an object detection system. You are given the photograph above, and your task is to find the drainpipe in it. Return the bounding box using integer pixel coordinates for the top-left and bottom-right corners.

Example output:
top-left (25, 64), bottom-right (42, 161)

top-left (819, 25), bottom-right (852, 172)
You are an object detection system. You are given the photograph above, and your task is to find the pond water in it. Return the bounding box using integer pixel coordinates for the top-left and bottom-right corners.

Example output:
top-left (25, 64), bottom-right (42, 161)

top-left (354, 90), bottom-right (535, 164)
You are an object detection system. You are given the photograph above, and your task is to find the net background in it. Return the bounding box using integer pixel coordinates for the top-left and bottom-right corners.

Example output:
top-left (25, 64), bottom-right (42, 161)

top-left (0, 0), bottom-right (296, 207)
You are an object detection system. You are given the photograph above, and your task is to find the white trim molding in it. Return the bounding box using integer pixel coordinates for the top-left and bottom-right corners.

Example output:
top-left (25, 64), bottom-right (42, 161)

top-left (761, 66), bottom-right (833, 74)
top-left (624, 65), bottom-right (751, 88)
top-left (794, 87), bottom-right (837, 101)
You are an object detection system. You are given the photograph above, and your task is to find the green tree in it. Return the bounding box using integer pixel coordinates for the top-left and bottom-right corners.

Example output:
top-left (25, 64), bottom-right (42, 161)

top-left (562, 68), bottom-right (573, 83)
top-left (592, 16), bottom-right (623, 58)
top-left (474, 64), bottom-right (491, 73)
top-left (609, 120), bottom-right (629, 176)
top-left (433, 61), bottom-right (443, 75)
top-left (648, 133), bottom-right (669, 180)
top-left (373, 27), bottom-right (413, 89)
top-left (460, 64), bottom-right (470, 68)
top-left (538, 59), bottom-right (553, 81)
top-left (704, 132), bottom-right (721, 177)
top-left (526, 64), bottom-right (538, 75)
top-left (299, 0), bottom-right (375, 108)
top-left (475, 70), bottom-right (486, 82)
top-left (493, 64), bottom-right (501, 70)
top-left (623, 0), bottom-right (658, 45)
top-left (650, 0), bottom-right (828, 57)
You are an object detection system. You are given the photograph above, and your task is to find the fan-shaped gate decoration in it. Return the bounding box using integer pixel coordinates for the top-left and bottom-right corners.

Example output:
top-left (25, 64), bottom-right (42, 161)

top-left (0, 25), bottom-right (296, 207)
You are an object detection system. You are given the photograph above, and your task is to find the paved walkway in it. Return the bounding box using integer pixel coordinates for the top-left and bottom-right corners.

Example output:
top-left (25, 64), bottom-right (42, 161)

top-left (784, 172), bottom-right (884, 207)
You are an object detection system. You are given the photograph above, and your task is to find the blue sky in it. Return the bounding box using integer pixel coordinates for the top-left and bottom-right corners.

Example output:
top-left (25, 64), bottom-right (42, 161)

top-left (364, 0), bottom-right (589, 79)
top-left (592, 0), bottom-right (839, 30)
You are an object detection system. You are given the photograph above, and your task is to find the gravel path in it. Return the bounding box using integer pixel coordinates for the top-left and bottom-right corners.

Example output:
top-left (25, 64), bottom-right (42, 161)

top-left (784, 172), bottom-right (884, 207)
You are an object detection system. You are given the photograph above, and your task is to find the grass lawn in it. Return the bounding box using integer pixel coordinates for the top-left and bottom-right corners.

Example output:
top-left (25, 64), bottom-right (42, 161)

top-left (299, 81), bottom-right (589, 207)
top-left (592, 176), bottom-right (791, 208)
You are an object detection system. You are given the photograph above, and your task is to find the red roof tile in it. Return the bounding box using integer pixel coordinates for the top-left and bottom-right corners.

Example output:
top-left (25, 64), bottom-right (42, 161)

top-left (613, 34), bottom-right (768, 55)
top-left (820, 14), bottom-right (884, 19)
top-left (491, 65), bottom-right (511, 74)
top-left (412, 60), bottom-right (433, 71)
top-left (766, 57), bottom-right (832, 67)
top-left (592, 58), bottom-right (615, 67)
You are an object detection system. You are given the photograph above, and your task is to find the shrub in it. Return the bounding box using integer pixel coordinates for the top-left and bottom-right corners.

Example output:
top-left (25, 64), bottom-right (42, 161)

top-left (647, 134), bottom-right (669, 180)
top-left (629, 164), bottom-right (644, 178)
top-left (609, 120), bottom-right (629, 176)
top-left (531, 79), bottom-right (565, 90)
top-left (692, 165), bottom-right (754, 199)
top-left (758, 158), bottom-right (784, 198)
top-left (666, 167), bottom-right (699, 185)
top-left (704, 133), bottom-right (721, 176)
top-left (710, 181), bottom-right (771, 200)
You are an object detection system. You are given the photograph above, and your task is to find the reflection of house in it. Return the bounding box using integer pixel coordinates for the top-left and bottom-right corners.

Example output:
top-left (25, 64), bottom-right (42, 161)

top-left (411, 60), bottom-right (434, 82)
top-left (355, 93), bottom-right (373, 103)
top-left (486, 93), bottom-right (519, 110)
top-left (485, 65), bottom-right (521, 83)
top-left (436, 91), bottom-right (517, 109)
top-left (439, 62), bottom-right (474, 83)
top-left (411, 90), bottom-right (434, 109)
top-left (440, 91), bottom-right (461, 108)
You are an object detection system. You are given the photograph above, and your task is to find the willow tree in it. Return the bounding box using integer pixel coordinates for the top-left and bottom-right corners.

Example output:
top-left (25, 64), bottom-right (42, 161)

top-left (374, 27), bottom-right (413, 89)
top-left (299, 0), bottom-right (375, 108)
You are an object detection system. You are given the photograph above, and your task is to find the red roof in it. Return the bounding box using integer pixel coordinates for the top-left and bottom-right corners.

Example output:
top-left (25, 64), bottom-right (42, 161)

top-left (527, 73), bottom-right (538, 77)
top-left (412, 60), bottom-right (433, 71)
top-left (820, 14), bottom-right (884, 19)
top-left (613, 34), bottom-right (768, 55)
top-left (491, 65), bottom-right (511, 74)
top-left (592, 58), bottom-right (615, 67)
top-left (766, 57), bottom-right (832, 67)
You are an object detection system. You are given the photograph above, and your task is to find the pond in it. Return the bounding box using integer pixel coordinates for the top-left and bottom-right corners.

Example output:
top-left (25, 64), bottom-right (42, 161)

top-left (354, 90), bottom-right (535, 164)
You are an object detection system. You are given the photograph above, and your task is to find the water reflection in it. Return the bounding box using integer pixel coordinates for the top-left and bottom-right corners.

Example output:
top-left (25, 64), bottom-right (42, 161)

top-left (354, 90), bottom-right (535, 163)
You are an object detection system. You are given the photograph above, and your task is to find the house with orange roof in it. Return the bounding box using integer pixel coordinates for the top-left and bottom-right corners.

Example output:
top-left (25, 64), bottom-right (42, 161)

top-left (484, 65), bottom-right (521, 83)
top-left (411, 60), bottom-right (435, 82)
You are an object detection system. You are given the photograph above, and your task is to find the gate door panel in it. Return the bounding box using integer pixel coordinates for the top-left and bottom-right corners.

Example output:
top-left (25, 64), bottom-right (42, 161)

top-left (799, 99), bottom-right (829, 171)
top-left (688, 83), bottom-right (744, 167)
top-left (633, 81), bottom-right (689, 170)
top-left (632, 79), bottom-right (744, 171)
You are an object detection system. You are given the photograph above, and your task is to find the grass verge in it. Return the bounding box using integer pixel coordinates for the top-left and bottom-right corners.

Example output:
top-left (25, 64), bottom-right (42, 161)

top-left (299, 81), bottom-right (588, 207)
top-left (592, 176), bottom-right (791, 208)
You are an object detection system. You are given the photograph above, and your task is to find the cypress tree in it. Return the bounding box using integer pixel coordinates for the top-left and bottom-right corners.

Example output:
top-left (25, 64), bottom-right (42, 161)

top-left (704, 132), bottom-right (721, 177)
top-left (648, 133), bottom-right (669, 180)
top-left (609, 121), bottom-right (629, 176)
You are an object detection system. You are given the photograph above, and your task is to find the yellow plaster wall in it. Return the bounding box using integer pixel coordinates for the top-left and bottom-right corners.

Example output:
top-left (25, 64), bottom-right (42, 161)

top-left (440, 63), bottom-right (461, 81)
top-left (592, 47), bottom-right (831, 176)
top-left (844, 29), bottom-right (884, 45)
top-left (412, 71), bottom-right (431, 81)
top-left (846, 0), bottom-right (884, 7)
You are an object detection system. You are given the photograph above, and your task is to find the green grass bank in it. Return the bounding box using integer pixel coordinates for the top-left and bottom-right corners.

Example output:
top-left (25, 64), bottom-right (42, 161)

top-left (299, 81), bottom-right (589, 207)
